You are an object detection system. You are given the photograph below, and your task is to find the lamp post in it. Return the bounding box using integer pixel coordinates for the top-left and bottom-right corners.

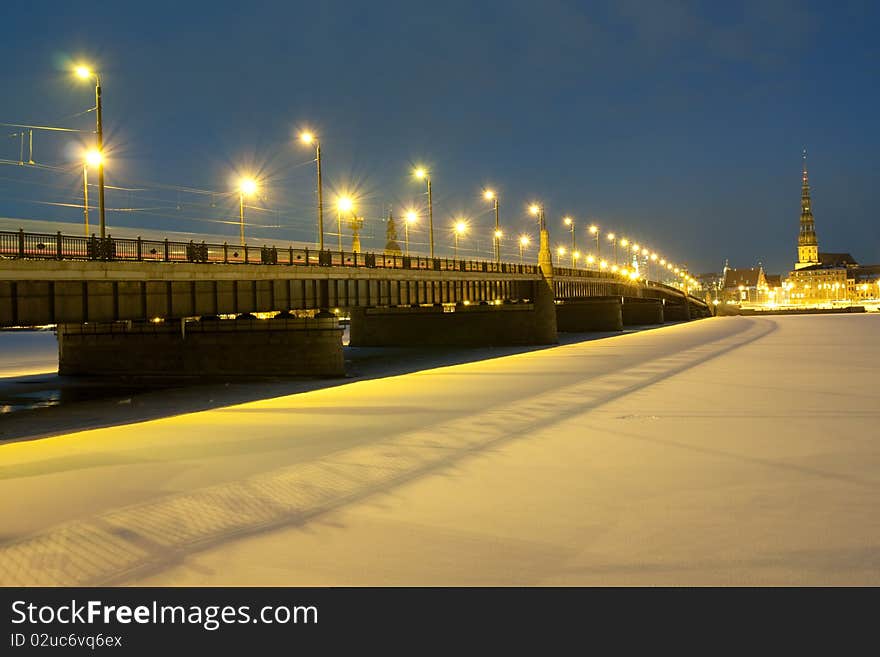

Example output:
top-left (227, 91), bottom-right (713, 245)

top-left (563, 216), bottom-right (576, 266)
top-left (518, 234), bottom-right (530, 265)
top-left (299, 131), bottom-right (324, 250)
top-left (589, 224), bottom-right (600, 257)
top-left (607, 232), bottom-right (617, 265)
top-left (414, 168), bottom-right (434, 258)
top-left (238, 177), bottom-right (258, 244)
top-left (335, 195), bottom-right (353, 252)
top-left (82, 149), bottom-right (102, 236)
top-left (74, 65), bottom-right (106, 238)
top-left (484, 189), bottom-right (501, 262)
top-left (404, 210), bottom-right (417, 256)
top-left (453, 219), bottom-right (468, 260)
top-left (529, 203), bottom-right (545, 231)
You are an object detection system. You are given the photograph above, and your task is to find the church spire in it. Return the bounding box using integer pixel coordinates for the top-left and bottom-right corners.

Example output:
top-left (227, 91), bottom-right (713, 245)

top-left (795, 148), bottom-right (819, 268)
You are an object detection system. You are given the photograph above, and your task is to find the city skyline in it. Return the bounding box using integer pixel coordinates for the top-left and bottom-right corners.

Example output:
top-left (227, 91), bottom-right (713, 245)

top-left (0, 1), bottom-right (877, 274)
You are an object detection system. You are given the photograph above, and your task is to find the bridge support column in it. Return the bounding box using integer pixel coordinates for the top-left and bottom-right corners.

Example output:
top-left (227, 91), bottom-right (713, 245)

top-left (621, 298), bottom-right (664, 325)
top-left (57, 317), bottom-right (343, 378)
top-left (555, 297), bottom-right (623, 332)
top-left (350, 288), bottom-right (556, 347)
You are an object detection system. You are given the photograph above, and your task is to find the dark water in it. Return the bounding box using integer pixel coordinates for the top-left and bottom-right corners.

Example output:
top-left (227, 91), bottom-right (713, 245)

top-left (0, 377), bottom-right (171, 414)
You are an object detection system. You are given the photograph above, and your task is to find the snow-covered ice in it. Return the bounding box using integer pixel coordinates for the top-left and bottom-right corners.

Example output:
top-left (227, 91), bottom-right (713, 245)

top-left (1, 314), bottom-right (878, 586)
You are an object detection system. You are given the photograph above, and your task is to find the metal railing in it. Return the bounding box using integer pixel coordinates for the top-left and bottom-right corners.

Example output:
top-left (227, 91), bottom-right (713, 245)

top-left (0, 228), bottom-right (707, 306)
top-left (0, 229), bottom-right (539, 275)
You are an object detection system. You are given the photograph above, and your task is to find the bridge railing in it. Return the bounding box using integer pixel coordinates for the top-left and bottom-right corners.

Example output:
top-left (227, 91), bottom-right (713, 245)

top-left (553, 264), bottom-right (707, 306)
top-left (0, 228), bottom-right (540, 276)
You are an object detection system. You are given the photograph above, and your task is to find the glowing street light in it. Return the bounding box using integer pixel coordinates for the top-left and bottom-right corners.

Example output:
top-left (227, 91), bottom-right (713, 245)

top-left (335, 195), bottom-right (355, 252)
top-left (518, 234), bottom-right (530, 264)
top-left (299, 130), bottom-right (325, 250)
top-left (81, 149), bottom-right (102, 235)
top-left (484, 189), bottom-right (501, 262)
top-left (563, 216), bottom-right (576, 266)
top-left (588, 224), bottom-right (600, 256)
top-left (74, 63), bottom-right (106, 238)
top-left (404, 209), bottom-right (418, 256)
top-left (453, 219), bottom-right (468, 259)
top-left (529, 203), bottom-right (545, 230)
top-left (557, 245), bottom-right (567, 260)
top-left (238, 177), bottom-right (259, 244)
top-left (607, 232), bottom-right (617, 264)
top-left (414, 167), bottom-right (434, 258)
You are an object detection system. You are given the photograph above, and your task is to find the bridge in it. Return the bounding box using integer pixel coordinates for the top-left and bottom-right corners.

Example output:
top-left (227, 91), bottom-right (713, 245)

top-left (0, 228), bottom-right (711, 377)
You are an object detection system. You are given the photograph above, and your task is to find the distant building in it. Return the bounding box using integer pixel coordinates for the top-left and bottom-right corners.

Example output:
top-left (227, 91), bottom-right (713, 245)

top-left (850, 264), bottom-right (880, 302)
top-left (694, 271), bottom-right (722, 299)
top-left (784, 152), bottom-right (878, 305)
top-left (764, 274), bottom-right (784, 305)
top-left (794, 152), bottom-right (819, 270)
top-left (721, 265), bottom-right (767, 303)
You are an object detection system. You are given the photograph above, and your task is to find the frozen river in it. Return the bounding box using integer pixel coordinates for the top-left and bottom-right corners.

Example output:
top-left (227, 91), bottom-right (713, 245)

top-left (1, 314), bottom-right (878, 585)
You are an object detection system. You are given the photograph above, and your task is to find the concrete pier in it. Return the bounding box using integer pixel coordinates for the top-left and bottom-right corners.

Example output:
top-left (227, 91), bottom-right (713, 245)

top-left (57, 316), bottom-right (344, 378)
top-left (622, 298), bottom-right (664, 325)
top-left (349, 302), bottom-right (557, 347)
top-left (555, 298), bottom-right (623, 332)
top-left (663, 302), bottom-right (690, 322)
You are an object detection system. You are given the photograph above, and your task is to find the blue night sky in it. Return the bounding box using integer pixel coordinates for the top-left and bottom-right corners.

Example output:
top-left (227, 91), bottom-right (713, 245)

top-left (1, 0), bottom-right (877, 274)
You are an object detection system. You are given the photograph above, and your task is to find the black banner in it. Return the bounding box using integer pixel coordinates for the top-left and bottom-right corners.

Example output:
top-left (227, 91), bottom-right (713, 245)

top-left (0, 587), bottom-right (872, 652)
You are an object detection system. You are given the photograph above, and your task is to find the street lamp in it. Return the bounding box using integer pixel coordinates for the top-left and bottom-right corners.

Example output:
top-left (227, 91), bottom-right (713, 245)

top-left (404, 209), bottom-right (418, 256)
top-left (453, 219), bottom-right (468, 259)
top-left (414, 167), bottom-right (434, 258)
top-left (484, 189), bottom-right (501, 262)
top-left (81, 149), bottom-right (102, 236)
top-left (299, 131), bottom-right (324, 250)
top-left (607, 232), bottom-right (617, 264)
top-left (557, 246), bottom-right (567, 261)
top-left (335, 195), bottom-right (354, 252)
top-left (529, 203), bottom-right (545, 230)
top-left (74, 64), bottom-right (106, 238)
top-left (563, 216), bottom-right (576, 266)
top-left (518, 234), bottom-right (530, 264)
top-left (238, 177), bottom-right (258, 245)
top-left (589, 224), bottom-right (600, 256)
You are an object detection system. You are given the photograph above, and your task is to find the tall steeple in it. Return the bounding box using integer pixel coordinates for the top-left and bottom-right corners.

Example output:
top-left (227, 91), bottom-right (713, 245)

top-left (795, 149), bottom-right (819, 269)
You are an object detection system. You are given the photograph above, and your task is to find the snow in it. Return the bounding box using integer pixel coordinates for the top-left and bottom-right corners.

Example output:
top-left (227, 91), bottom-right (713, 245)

top-left (0, 314), bottom-right (878, 585)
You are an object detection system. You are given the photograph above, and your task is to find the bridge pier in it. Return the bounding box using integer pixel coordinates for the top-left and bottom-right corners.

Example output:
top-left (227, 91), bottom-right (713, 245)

top-left (663, 302), bottom-right (690, 322)
top-left (555, 297), bottom-right (623, 332)
top-left (621, 298), bottom-right (664, 325)
top-left (349, 277), bottom-right (557, 347)
top-left (57, 316), bottom-right (344, 378)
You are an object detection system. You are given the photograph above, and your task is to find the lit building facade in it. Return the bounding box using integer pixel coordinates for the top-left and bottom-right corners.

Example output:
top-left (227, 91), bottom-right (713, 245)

top-left (783, 153), bottom-right (876, 306)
